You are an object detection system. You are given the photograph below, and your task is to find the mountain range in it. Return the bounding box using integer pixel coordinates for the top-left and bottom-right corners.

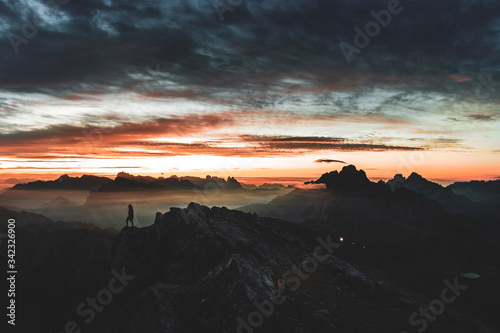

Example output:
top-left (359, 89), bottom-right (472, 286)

top-left (0, 173), bottom-right (294, 227)
top-left (8, 173), bottom-right (248, 192)
top-left (12, 174), bottom-right (113, 191)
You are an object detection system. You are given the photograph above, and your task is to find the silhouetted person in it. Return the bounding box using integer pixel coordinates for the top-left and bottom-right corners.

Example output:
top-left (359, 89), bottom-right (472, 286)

top-left (126, 204), bottom-right (134, 227)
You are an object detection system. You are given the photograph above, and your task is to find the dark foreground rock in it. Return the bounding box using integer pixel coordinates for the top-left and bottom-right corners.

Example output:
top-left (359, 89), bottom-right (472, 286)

top-left (3, 204), bottom-right (498, 333)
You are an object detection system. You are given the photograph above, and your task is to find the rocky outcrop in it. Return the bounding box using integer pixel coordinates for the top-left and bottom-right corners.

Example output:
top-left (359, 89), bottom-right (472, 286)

top-left (111, 203), bottom-right (309, 285)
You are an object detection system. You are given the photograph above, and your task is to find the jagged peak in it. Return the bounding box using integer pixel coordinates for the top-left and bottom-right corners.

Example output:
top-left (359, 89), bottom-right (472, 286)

top-left (407, 172), bottom-right (424, 180)
top-left (57, 174), bottom-right (71, 181)
top-left (80, 174), bottom-right (107, 179)
top-left (314, 164), bottom-right (371, 191)
top-left (187, 201), bottom-right (206, 211)
top-left (386, 174), bottom-right (406, 186)
top-left (116, 171), bottom-right (134, 179)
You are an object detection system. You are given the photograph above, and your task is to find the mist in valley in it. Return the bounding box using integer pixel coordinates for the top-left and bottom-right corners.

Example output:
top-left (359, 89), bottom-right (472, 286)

top-left (0, 185), bottom-right (293, 229)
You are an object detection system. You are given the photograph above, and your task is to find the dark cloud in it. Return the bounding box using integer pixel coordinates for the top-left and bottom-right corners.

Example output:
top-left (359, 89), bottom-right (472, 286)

top-left (127, 138), bottom-right (424, 157)
top-left (0, 166), bottom-right (142, 170)
top-left (314, 159), bottom-right (346, 164)
top-left (1, 0), bottom-right (499, 96)
top-left (261, 141), bottom-right (422, 152)
top-left (0, 113), bottom-right (234, 146)
top-left (406, 137), bottom-right (465, 149)
top-left (233, 135), bottom-right (423, 154)
top-left (468, 114), bottom-right (495, 121)
top-left (271, 137), bottom-right (344, 142)
top-left (239, 135), bottom-right (345, 143)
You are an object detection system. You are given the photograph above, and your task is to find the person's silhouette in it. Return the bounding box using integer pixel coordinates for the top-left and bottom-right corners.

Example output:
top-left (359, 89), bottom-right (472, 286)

top-left (126, 204), bottom-right (134, 227)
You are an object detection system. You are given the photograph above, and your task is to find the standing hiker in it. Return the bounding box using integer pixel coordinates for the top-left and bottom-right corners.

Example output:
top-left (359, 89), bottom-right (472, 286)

top-left (126, 204), bottom-right (134, 227)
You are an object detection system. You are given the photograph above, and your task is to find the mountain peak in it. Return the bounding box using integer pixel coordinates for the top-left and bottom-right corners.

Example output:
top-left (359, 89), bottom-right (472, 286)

top-left (314, 165), bottom-right (371, 191)
top-left (386, 174), bottom-right (406, 189)
top-left (407, 172), bottom-right (424, 181)
top-left (116, 171), bottom-right (133, 179)
top-left (225, 176), bottom-right (242, 189)
top-left (57, 174), bottom-right (71, 182)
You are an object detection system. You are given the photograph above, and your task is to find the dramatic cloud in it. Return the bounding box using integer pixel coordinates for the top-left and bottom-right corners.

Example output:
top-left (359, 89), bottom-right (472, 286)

top-left (2, 0), bottom-right (500, 89)
top-left (314, 159), bottom-right (347, 164)
top-left (0, 113), bottom-right (234, 145)
top-left (468, 114), bottom-right (495, 122)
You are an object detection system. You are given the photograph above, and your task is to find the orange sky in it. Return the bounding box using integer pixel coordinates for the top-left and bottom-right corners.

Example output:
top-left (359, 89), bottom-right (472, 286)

top-left (1, 1), bottom-right (500, 191)
top-left (1, 72), bottom-right (499, 186)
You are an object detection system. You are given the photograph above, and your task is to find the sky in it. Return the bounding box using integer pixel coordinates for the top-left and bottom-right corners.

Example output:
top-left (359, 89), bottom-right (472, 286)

top-left (0, 0), bottom-right (499, 186)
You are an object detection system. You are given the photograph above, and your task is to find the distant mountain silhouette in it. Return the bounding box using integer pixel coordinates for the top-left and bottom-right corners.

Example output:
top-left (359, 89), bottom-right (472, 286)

top-left (387, 173), bottom-right (499, 218)
top-left (242, 183), bottom-right (294, 190)
top-left (98, 176), bottom-right (169, 191)
top-left (12, 174), bottom-right (112, 191)
top-left (449, 179), bottom-right (500, 203)
top-left (97, 173), bottom-right (243, 192)
top-left (4, 173), bottom-right (295, 196)
top-left (309, 164), bottom-right (371, 191)
top-left (224, 176), bottom-right (243, 190)
top-left (178, 175), bottom-right (243, 190)
top-left (40, 196), bottom-right (79, 209)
